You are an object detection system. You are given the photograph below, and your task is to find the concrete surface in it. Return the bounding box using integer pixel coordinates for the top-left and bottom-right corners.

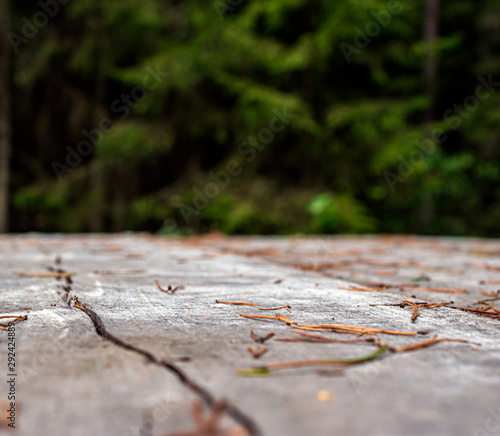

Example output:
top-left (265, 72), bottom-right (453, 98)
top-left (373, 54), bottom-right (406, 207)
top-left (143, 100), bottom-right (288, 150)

top-left (0, 233), bottom-right (499, 436)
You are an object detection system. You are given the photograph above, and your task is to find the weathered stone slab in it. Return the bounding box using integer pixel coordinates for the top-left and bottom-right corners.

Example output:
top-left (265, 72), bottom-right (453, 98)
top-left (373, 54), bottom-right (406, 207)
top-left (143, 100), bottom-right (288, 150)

top-left (0, 234), bottom-right (499, 436)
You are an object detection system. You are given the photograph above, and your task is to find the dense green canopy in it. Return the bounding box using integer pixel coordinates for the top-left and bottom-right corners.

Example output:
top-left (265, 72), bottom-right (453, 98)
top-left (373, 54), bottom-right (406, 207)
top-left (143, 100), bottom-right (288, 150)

top-left (3, 0), bottom-right (500, 235)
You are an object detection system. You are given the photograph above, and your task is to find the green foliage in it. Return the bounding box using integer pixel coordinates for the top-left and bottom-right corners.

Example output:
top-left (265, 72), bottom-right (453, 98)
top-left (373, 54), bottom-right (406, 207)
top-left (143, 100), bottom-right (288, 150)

top-left (8, 0), bottom-right (500, 236)
top-left (97, 122), bottom-right (172, 161)
top-left (307, 193), bottom-right (376, 233)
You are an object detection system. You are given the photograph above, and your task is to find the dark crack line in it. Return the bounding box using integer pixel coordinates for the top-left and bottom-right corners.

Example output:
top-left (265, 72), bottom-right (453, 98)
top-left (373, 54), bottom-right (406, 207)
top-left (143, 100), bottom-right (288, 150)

top-left (74, 299), bottom-right (261, 436)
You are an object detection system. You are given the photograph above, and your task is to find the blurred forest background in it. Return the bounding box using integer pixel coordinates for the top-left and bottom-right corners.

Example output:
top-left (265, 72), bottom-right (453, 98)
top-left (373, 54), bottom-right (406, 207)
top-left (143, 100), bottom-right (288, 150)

top-left (0, 0), bottom-right (500, 236)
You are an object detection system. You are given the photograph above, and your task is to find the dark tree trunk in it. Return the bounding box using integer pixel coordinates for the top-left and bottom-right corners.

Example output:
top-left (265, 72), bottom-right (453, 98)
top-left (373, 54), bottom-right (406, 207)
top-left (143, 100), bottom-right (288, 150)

top-left (420, 0), bottom-right (440, 232)
top-left (0, 0), bottom-right (11, 232)
top-left (424, 0), bottom-right (439, 123)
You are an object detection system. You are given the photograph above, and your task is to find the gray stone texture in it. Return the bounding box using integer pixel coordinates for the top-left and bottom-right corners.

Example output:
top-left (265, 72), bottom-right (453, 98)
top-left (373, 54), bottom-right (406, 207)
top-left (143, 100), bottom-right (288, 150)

top-left (0, 234), bottom-right (499, 436)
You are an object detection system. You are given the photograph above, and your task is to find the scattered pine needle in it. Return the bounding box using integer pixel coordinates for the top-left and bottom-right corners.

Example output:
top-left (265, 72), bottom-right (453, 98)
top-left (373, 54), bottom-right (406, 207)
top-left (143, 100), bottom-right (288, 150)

top-left (276, 330), bottom-right (375, 344)
top-left (96, 270), bottom-right (145, 275)
top-left (239, 313), bottom-right (427, 336)
top-left (401, 301), bottom-right (419, 322)
top-left (388, 335), bottom-right (469, 353)
top-left (472, 263), bottom-right (500, 272)
top-left (250, 328), bottom-right (275, 343)
top-left (449, 305), bottom-right (500, 319)
top-left (371, 300), bottom-right (453, 322)
top-left (339, 285), bottom-right (385, 292)
top-left (237, 346), bottom-right (390, 376)
top-left (247, 344), bottom-right (267, 359)
top-left (0, 315), bottom-right (28, 331)
top-left (17, 272), bottom-right (75, 278)
top-left (216, 300), bottom-right (258, 306)
top-left (401, 285), bottom-right (468, 294)
top-left (480, 289), bottom-right (500, 297)
top-left (259, 305), bottom-right (291, 313)
top-left (357, 282), bottom-right (468, 294)
top-left (155, 281), bottom-right (185, 294)
top-left (239, 334), bottom-right (469, 376)
top-left (374, 270), bottom-right (398, 276)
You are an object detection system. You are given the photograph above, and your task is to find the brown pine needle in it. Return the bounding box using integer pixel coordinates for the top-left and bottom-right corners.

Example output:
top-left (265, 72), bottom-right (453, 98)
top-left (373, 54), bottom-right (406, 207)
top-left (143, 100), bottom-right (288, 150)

top-left (275, 313), bottom-right (294, 323)
top-left (480, 303), bottom-right (500, 312)
top-left (419, 301), bottom-right (454, 308)
top-left (240, 313), bottom-right (279, 320)
top-left (239, 313), bottom-right (426, 336)
top-left (480, 284), bottom-right (500, 289)
top-left (372, 300), bottom-right (454, 322)
top-left (474, 296), bottom-right (500, 304)
top-left (155, 281), bottom-right (185, 293)
top-left (0, 315), bottom-right (26, 321)
top-left (250, 328), bottom-right (275, 343)
top-left (449, 305), bottom-right (500, 319)
top-left (217, 300), bottom-right (258, 306)
top-left (299, 324), bottom-right (424, 336)
top-left (73, 297), bottom-right (86, 311)
top-left (276, 330), bottom-right (375, 344)
top-left (238, 346), bottom-right (390, 375)
top-left (238, 334), bottom-right (470, 376)
top-left (357, 282), bottom-right (468, 294)
top-left (0, 315), bottom-right (28, 325)
top-left (0, 315), bottom-right (28, 330)
top-left (247, 344), bottom-right (268, 359)
top-left (374, 269), bottom-right (398, 276)
top-left (286, 325), bottom-right (367, 335)
top-left (96, 270), bottom-right (145, 275)
top-left (401, 300), bottom-right (419, 322)
top-left (473, 263), bottom-right (500, 272)
top-left (400, 285), bottom-right (468, 294)
top-left (259, 305), bottom-right (291, 313)
top-left (339, 285), bottom-right (383, 292)
top-left (17, 272), bottom-right (75, 278)
top-left (250, 328), bottom-right (257, 342)
top-left (389, 335), bottom-right (468, 353)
